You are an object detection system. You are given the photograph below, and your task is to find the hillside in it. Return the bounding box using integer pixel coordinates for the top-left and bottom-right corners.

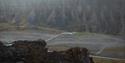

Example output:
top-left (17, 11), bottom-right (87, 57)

top-left (0, 0), bottom-right (125, 34)
top-left (0, 0), bottom-right (125, 63)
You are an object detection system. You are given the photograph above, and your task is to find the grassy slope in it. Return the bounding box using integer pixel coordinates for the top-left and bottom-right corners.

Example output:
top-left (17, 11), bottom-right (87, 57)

top-left (93, 57), bottom-right (125, 63)
top-left (74, 32), bottom-right (96, 36)
top-left (47, 45), bottom-right (125, 63)
top-left (0, 23), bottom-right (16, 31)
top-left (103, 47), bottom-right (125, 52)
top-left (1, 24), bottom-right (124, 63)
top-left (0, 23), bottom-right (63, 34)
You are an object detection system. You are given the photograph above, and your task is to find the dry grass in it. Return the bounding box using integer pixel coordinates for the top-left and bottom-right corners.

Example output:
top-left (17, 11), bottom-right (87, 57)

top-left (48, 46), bottom-right (125, 63)
top-left (103, 47), bottom-right (125, 52)
top-left (47, 45), bottom-right (70, 51)
top-left (93, 57), bottom-right (125, 63)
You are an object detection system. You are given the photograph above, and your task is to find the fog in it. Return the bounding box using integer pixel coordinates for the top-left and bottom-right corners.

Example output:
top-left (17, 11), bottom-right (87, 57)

top-left (0, 0), bottom-right (125, 34)
top-left (0, 0), bottom-right (125, 61)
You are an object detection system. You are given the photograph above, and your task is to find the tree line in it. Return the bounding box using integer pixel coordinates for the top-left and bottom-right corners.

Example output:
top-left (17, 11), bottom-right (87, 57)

top-left (0, 0), bottom-right (125, 34)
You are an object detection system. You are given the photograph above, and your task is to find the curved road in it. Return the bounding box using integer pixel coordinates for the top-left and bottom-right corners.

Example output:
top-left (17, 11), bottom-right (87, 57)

top-left (0, 31), bottom-right (125, 59)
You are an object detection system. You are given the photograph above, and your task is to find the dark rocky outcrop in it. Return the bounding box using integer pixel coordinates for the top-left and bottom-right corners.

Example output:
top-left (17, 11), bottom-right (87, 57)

top-left (0, 40), bottom-right (94, 63)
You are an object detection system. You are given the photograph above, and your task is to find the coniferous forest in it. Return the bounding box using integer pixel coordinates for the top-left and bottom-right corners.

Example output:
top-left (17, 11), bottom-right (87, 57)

top-left (0, 0), bottom-right (125, 34)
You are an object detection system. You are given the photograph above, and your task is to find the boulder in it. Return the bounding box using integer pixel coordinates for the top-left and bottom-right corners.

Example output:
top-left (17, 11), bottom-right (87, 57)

top-left (0, 41), bottom-right (16, 63)
top-left (62, 47), bottom-right (91, 63)
top-left (0, 40), bottom-right (94, 63)
top-left (11, 39), bottom-right (47, 63)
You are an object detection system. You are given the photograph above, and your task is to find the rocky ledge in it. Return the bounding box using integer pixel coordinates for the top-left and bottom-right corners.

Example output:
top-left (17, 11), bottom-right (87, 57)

top-left (0, 40), bottom-right (94, 63)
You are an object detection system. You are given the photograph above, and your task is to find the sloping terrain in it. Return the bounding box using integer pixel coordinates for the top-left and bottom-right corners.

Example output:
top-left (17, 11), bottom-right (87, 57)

top-left (47, 32), bottom-right (125, 59)
top-left (0, 30), bottom-right (58, 43)
top-left (0, 31), bottom-right (125, 59)
top-left (93, 57), bottom-right (125, 63)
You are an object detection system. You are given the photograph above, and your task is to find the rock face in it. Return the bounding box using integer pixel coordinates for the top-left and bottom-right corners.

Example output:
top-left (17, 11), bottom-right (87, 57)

top-left (0, 40), bottom-right (94, 63)
top-left (11, 40), bottom-right (47, 63)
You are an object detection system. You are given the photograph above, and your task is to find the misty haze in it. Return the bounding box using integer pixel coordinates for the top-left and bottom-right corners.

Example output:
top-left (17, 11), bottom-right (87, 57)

top-left (0, 0), bottom-right (125, 63)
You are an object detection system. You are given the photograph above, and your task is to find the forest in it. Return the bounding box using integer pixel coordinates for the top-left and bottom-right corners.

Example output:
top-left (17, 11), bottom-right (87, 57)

top-left (0, 0), bottom-right (125, 34)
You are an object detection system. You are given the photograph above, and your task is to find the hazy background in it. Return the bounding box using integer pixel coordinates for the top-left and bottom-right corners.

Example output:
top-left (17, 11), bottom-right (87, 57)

top-left (0, 0), bottom-right (125, 60)
top-left (0, 0), bottom-right (125, 35)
